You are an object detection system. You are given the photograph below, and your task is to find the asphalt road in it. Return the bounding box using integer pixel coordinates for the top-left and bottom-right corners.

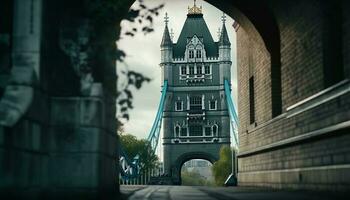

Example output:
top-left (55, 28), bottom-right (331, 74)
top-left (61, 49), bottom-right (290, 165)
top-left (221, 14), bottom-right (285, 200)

top-left (120, 185), bottom-right (348, 200)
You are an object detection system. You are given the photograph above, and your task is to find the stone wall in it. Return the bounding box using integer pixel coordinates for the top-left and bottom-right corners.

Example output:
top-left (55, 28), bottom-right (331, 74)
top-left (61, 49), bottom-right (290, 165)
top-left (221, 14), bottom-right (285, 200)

top-left (0, 0), bottom-right (118, 199)
top-left (234, 0), bottom-right (350, 191)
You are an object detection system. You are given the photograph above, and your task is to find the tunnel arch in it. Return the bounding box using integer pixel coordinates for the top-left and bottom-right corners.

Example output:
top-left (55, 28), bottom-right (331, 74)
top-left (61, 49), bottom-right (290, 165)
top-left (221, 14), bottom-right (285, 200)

top-left (120, 0), bottom-right (282, 186)
top-left (1, 0), bottom-right (349, 197)
top-left (172, 151), bottom-right (218, 185)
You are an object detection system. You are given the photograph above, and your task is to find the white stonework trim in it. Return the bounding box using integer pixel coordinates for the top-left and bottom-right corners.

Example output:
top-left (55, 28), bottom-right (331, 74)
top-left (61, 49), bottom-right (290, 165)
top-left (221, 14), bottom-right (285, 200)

top-left (238, 120), bottom-right (350, 157)
top-left (168, 85), bottom-right (224, 92)
top-left (169, 137), bottom-right (229, 144)
top-left (202, 94), bottom-right (205, 109)
top-left (187, 95), bottom-right (190, 110)
top-left (238, 163), bottom-right (350, 174)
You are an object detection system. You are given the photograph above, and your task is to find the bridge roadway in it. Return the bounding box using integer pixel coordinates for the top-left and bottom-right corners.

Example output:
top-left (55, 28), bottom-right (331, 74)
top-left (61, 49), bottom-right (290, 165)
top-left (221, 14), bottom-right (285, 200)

top-left (121, 185), bottom-right (347, 200)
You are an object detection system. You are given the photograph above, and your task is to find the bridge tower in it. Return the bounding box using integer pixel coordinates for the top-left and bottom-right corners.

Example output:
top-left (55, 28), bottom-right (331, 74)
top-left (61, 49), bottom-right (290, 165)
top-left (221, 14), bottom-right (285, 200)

top-left (160, 2), bottom-right (232, 185)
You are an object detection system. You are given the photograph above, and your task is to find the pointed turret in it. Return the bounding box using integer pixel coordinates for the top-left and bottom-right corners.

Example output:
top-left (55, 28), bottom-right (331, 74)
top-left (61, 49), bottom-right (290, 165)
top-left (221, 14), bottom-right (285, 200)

top-left (219, 22), bottom-right (231, 46)
top-left (218, 13), bottom-right (231, 62)
top-left (160, 12), bottom-right (173, 64)
top-left (218, 13), bottom-right (231, 83)
top-left (161, 22), bottom-right (172, 47)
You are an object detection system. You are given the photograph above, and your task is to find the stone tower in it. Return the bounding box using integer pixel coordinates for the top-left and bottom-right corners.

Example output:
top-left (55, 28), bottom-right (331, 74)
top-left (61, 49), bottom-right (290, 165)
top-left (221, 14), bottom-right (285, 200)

top-left (160, 2), bottom-right (232, 184)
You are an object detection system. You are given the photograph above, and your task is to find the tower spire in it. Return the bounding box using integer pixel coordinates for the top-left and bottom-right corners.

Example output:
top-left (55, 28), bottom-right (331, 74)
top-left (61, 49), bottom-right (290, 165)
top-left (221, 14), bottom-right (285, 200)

top-left (164, 12), bottom-right (169, 26)
top-left (161, 12), bottom-right (172, 47)
top-left (221, 12), bottom-right (227, 24)
top-left (219, 13), bottom-right (230, 46)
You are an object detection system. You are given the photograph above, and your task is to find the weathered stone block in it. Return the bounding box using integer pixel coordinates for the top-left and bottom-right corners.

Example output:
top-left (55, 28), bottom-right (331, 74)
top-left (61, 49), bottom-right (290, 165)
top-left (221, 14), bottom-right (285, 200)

top-left (49, 153), bottom-right (100, 188)
top-left (49, 126), bottom-right (101, 153)
top-left (50, 98), bottom-right (80, 126)
top-left (80, 98), bottom-right (104, 128)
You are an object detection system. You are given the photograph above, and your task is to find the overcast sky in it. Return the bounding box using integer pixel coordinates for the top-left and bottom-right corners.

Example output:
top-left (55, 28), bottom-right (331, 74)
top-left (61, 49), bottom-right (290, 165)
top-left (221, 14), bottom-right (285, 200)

top-left (117, 0), bottom-right (237, 140)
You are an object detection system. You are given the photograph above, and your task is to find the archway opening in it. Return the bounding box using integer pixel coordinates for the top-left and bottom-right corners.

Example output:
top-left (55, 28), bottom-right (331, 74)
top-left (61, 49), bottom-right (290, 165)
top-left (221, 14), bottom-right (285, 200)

top-left (117, 0), bottom-right (276, 186)
top-left (181, 159), bottom-right (214, 186)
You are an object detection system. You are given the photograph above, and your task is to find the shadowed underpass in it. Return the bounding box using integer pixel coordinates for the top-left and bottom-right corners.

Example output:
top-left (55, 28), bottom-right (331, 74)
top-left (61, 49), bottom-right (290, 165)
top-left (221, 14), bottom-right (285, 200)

top-left (1, 0), bottom-right (350, 199)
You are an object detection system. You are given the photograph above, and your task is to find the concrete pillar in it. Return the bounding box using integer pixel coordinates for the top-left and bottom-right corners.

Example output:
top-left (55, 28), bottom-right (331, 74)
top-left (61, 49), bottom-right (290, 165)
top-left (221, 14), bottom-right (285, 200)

top-left (48, 96), bottom-right (118, 198)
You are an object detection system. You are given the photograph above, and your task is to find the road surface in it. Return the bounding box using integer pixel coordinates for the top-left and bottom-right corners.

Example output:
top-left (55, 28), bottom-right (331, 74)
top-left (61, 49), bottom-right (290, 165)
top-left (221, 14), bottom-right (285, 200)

top-left (120, 185), bottom-right (348, 200)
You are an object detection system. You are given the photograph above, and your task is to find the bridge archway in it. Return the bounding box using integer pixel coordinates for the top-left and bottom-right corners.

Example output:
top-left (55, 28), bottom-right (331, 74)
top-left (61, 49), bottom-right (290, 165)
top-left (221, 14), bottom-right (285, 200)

top-left (172, 151), bottom-right (218, 185)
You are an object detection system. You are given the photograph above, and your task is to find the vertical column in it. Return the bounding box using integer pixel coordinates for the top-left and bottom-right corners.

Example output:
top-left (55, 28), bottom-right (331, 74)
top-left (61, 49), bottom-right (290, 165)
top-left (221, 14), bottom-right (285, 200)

top-left (0, 0), bottom-right (42, 126)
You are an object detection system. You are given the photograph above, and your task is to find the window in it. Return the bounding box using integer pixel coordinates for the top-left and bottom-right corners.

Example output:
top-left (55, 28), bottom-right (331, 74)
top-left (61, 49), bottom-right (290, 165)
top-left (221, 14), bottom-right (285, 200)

top-left (212, 125), bottom-right (218, 135)
top-left (181, 127), bottom-right (187, 136)
top-left (205, 127), bottom-right (211, 136)
top-left (189, 65), bottom-right (195, 75)
top-left (181, 66), bottom-right (186, 75)
top-left (190, 96), bottom-right (202, 111)
top-left (189, 125), bottom-right (203, 136)
top-left (249, 76), bottom-right (255, 124)
top-left (175, 126), bottom-right (180, 137)
top-left (175, 101), bottom-right (183, 111)
top-left (189, 50), bottom-right (194, 58)
top-left (196, 65), bottom-right (202, 74)
top-left (209, 100), bottom-right (217, 110)
top-left (196, 50), bottom-right (201, 58)
top-left (205, 65), bottom-right (211, 74)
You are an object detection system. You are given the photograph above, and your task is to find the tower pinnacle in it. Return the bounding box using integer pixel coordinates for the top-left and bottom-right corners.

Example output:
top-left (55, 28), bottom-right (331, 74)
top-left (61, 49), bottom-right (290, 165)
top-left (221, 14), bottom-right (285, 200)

top-left (221, 12), bottom-right (227, 24)
top-left (161, 12), bottom-right (172, 47)
top-left (164, 12), bottom-right (169, 26)
top-left (219, 13), bottom-right (230, 46)
top-left (188, 0), bottom-right (202, 15)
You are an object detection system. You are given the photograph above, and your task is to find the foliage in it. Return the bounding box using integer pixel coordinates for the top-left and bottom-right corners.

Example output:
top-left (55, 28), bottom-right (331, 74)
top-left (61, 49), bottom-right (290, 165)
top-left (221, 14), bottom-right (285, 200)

top-left (119, 133), bottom-right (159, 171)
top-left (181, 169), bottom-right (214, 186)
top-left (85, 0), bottom-right (164, 127)
top-left (115, 0), bottom-right (164, 126)
top-left (212, 146), bottom-right (233, 186)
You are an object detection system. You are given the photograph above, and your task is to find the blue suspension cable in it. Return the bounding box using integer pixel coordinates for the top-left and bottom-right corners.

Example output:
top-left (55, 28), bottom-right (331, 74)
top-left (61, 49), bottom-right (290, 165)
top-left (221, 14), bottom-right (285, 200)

top-left (224, 80), bottom-right (239, 147)
top-left (119, 80), bottom-right (168, 179)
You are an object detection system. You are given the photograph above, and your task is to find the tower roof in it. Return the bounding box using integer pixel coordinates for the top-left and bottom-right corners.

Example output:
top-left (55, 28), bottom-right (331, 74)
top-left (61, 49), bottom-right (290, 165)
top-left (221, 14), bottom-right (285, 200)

top-left (161, 13), bottom-right (172, 47)
top-left (161, 25), bottom-right (172, 47)
top-left (219, 23), bottom-right (231, 46)
top-left (173, 13), bottom-right (217, 57)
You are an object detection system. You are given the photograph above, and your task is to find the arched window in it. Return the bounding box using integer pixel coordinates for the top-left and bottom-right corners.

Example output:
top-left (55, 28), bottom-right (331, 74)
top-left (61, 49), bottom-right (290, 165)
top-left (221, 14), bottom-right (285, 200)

top-left (180, 66), bottom-right (187, 75)
top-left (212, 124), bottom-right (218, 136)
top-left (175, 125), bottom-right (180, 137)
top-left (196, 49), bottom-right (202, 58)
top-left (189, 50), bottom-right (194, 58)
top-left (175, 101), bottom-right (183, 111)
top-left (205, 65), bottom-right (211, 74)
top-left (196, 65), bottom-right (202, 74)
top-left (189, 65), bottom-right (195, 75)
top-left (209, 100), bottom-right (217, 110)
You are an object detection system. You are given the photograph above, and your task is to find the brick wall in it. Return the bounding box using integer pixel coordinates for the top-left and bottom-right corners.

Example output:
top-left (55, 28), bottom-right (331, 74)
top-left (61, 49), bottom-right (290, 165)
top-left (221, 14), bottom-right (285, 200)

top-left (235, 0), bottom-right (350, 190)
top-left (236, 21), bottom-right (272, 143)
